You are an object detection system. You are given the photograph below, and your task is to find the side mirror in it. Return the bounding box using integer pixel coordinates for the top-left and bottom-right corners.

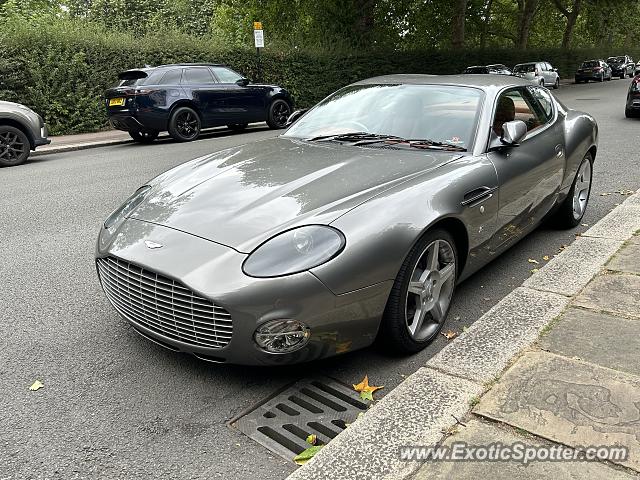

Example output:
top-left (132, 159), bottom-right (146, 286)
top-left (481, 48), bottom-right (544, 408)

top-left (236, 78), bottom-right (250, 87)
top-left (501, 120), bottom-right (527, 145)
top-left (285, 108), bottom-right (309, 127)
top-left (553, 68), bottom-right (558, 72)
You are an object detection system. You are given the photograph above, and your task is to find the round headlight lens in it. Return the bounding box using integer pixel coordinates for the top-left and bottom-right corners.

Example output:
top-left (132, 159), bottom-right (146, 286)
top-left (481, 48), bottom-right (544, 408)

top-left (104, 185), bottom-right (151, 230)
top-left (242, 225), bottom-right (345, 277)
top-left (254, 319), bottom-right (310, 353)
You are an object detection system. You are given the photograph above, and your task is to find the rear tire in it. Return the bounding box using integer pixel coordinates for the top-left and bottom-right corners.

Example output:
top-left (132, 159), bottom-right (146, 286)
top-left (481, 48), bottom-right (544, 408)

top-left (379, 229), bottom-right (458, 354)
top-left (551, 153), bottom-right (593, 229)
top-left (0, 125), bottom-right (30, 167)
top-left (168, 107), bottom-right (201, 142)
top-left (227, 123), bottom-right (248, 132)
top-left (626, 108), bottom-right (635, 118)
top-left (129, 130), bottom-right (158, 144)
top-left (266, 99), bottom-right (292, 129)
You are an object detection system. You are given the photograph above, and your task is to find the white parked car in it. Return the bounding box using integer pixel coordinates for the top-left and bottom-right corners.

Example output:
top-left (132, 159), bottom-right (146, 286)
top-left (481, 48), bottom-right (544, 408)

top-left (513, 61), bottom-right (560, 89)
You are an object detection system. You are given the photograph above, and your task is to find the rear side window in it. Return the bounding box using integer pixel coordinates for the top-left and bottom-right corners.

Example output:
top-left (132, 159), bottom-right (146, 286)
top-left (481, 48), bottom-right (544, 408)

top-left (529, 87), bottom-right (554, 122)
top-left (143, 70), bottom-right (166, 85)
top-left (160, 69), bottom-right (183, 85)
top-left (211, 67), bottom-right (243, 83)
top-left (182, 67), bottom-right (215, 85)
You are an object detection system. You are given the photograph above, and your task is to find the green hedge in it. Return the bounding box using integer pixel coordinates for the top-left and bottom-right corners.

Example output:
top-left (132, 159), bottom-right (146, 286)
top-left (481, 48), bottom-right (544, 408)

top-left (1, 19), bottom-right (638, 135)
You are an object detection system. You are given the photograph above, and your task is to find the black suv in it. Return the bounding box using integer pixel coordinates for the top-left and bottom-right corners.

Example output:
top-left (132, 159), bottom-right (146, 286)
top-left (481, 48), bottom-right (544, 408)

top-left (105, 64), bottom-right (294, 143)
top-left (606, 55), bottom-right (635, 79)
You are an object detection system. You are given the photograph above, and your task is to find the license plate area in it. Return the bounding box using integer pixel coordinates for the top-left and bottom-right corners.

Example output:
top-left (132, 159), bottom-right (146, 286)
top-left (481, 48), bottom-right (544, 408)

top-left (109, 98), bottom-right (125, 107)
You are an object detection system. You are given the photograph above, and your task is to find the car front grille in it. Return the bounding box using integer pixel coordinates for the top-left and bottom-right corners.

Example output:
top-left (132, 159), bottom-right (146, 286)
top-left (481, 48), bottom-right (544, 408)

top-left (97, 256), bottom-right (232, 349)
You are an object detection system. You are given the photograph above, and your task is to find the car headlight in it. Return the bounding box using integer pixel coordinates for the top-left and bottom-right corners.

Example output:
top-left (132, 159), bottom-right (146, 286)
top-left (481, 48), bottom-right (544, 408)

top-left (104, 185), bottom-right (152, 231)
top-left (242, 225), bottom-right (346, 277)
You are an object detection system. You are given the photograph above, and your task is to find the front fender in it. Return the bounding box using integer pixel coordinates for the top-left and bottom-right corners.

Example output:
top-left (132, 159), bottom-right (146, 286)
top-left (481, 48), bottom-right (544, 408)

top-left (311, 155), bottom-right (500, 294)
top-left (562, 110), bottom-right (598, 191)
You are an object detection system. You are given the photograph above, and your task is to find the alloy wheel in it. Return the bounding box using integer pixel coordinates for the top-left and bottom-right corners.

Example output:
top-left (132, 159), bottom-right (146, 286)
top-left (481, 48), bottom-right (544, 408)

top-left (405, 239), bottom-right (456, 341)
top-left (272, 101), bottom-right (291, 128)
top-left (572, 158), bottom-right (592, 220)
top-left (0, 131), bottom-right (26, 163)
top-left (176, 111), bottom-right (199, 139)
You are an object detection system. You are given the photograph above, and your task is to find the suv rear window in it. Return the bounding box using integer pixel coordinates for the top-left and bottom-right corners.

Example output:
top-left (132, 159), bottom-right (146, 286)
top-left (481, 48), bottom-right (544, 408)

top-left (581, 61), bottom-right (599, 68)
top-left (514, 64), bottom-right (535, 73)
top-left (160, 69), bottom-right (183, 85)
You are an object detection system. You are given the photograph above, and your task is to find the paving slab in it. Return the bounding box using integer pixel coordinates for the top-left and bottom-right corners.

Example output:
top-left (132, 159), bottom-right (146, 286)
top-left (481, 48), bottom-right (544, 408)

top-left (476, 351), bottom-right (640, 472)
top-left (607, 241), bottom-right (640, 275)
top-left (574, 273), bottom-right (640, 319)
top-left (428, 287), bottom-right (568, 384)
top-left (581, 203), bottom-right (640, 241)
top-left (286, 367), bottom-right (482, 480)
top-left (413, 419), bottom-right (635, 480)
top-left (523, 236), bottom-right (623, 296)
top-left (539, 307), bottom-right (640, 376)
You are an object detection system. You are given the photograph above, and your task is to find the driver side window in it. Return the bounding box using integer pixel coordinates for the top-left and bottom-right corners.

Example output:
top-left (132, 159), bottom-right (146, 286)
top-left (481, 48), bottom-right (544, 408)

top-left (492, 89), bottom-right (546, 138)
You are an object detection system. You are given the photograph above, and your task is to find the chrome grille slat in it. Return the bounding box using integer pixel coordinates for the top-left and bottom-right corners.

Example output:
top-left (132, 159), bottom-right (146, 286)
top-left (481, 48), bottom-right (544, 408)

top-left (97, 256), bottom-right (232, 349)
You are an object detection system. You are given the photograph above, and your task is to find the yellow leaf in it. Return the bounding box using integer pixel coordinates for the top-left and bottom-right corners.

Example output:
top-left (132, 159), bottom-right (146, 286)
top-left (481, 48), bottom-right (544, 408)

top-left (29, 380), bottom-right (44, 391)
top-left (306, 434), bottom-right (317, 445)
top-left (530, 268), bottom-right (539, 274)
top-left (527, 258), bottom-right (539, 264)
top-left (542, 255), bottom-right (550, 261)
top-left (441, 330), bottom-right (458, 340)
top-left (353, 375), bottom-right (383, 401)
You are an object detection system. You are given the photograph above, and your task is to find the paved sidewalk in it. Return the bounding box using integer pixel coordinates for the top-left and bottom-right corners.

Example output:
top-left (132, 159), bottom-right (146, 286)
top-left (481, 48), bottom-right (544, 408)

top-left (416, 233), bottom-right (640, 478)
top-left (288, 190), bottom-right (640, 480)
top-left (32, 129), bottom-right (132, 156)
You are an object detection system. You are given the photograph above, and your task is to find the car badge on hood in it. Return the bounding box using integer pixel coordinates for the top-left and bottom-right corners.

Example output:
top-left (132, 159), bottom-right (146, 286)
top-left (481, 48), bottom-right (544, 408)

top-left (144, 240), bottom-right (164, 250)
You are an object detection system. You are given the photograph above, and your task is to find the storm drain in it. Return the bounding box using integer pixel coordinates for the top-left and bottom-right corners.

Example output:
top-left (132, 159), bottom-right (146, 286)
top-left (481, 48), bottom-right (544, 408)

top-left (231, 376), bottom-right (368, 462)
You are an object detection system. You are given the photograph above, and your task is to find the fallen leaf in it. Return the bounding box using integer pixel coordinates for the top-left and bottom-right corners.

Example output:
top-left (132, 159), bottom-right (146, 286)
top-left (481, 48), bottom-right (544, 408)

top-left (530, 268), bottom-right (539, 274)
top-left (335, 341), bottom-right (352, 354)
top-left (29, 380), bottom-right (44, 391)
top-left (353, 375), bottom-right (383, 402)
top-left (441, 330), bottom-right (458, 340)
top-left (581, 223), bottom-right (589, 227)
top-left (600, 192), bottom-right (612, 196)
top-left (542, 255), bottom-right (550, 261)
top-left (527, 258), bottom-right (539, 264)
top-left (462, 325), bottom-right (469, 332)
top-left (454, 316), bottom-right (461, 321)
top-left (306, 434), bottom-right (317, 445)
top-left (294, 445), bottom-right (323, 465)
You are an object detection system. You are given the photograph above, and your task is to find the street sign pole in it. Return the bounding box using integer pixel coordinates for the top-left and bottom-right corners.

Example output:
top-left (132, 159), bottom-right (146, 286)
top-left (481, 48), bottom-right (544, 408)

top-left (253, 22), bottom-right (264, 82)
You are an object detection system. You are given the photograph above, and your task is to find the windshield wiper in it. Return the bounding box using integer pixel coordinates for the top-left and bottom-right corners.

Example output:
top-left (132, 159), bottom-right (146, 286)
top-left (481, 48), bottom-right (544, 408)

top-left (356, 137), bottom-right (467, 152)
top-left (306, 132), bottom-right (403, 143)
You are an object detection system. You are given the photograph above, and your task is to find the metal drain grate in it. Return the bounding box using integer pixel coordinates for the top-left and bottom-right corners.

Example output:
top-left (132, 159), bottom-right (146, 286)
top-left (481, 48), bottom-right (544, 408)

top-left (231, 376), bottom-right (368, 461)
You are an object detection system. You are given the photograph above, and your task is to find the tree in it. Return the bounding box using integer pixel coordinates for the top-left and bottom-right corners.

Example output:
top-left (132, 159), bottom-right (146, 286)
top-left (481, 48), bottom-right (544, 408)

top-left (552, 0), bottom-right (582, 48)
top-left (515, 0), bottom-right (541, 49)
top-left (452, 0), bottom-right (468, 49)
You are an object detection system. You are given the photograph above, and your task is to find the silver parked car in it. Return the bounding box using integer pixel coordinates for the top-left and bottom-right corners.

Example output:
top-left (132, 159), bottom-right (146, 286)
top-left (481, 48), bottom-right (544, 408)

top-left (0, 101), bottom-right (50, 166)
top-left (513, 61), bottom-right (560, 89)
top-left (96, 75), bottom-right (597, 365)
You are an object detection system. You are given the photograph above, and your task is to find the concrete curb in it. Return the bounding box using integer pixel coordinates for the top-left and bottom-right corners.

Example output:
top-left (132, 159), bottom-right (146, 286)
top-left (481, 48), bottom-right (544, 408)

top-left (287, 188), bottom-right (640, 480)
top-left (31, 138), bottom-right (132, 157)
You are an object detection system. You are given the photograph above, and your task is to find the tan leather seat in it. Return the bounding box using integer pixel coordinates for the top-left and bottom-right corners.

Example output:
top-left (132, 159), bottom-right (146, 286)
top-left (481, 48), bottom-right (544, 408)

top-left (493, 96), bottom-right (515, 137)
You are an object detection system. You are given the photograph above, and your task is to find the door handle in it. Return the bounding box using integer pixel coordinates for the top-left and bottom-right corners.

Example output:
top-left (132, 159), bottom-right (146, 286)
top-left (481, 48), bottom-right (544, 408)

top-left (461, 186), bottom-right (497, 206)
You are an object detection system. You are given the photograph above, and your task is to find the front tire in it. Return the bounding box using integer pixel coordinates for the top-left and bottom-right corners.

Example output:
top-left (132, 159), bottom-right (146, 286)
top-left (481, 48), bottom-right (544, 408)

top-left (129, 130), bottom-right (159, 144)
top-left (554, 78), bottom-right (560, 89)
top-left (266, 99), bottom-right (291, 129)
top-left (0, 125), bottom-right (30, 167)
top-left (168, 107), bottom-right (201, 142)
top-left (551, 153), bottom-right (593, 229)
top-left (379, 229), bottom-right (458, 353)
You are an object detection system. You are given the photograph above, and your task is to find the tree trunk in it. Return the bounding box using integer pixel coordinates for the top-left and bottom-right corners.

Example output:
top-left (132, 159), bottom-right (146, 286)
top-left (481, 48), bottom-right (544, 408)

top-left (552, 0), bottom-right (582, 48)
top-left (480, 0), bottom-right (494, 49)
top-left (353, 0), bottom-right (375, 39)
top-left (516, 0), bottom-right (540, 49)
top-left (452, 0), bottom-right (468, 49)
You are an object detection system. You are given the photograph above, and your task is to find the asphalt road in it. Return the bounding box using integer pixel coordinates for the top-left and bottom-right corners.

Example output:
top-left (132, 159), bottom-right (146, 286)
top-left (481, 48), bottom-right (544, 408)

top-left (1, 78), bottom-right (638, 480)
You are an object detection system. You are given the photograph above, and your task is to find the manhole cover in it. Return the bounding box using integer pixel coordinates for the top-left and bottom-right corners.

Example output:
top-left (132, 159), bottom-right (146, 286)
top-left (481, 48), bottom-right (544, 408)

top-left (231, 376), bottom-right (368, 462)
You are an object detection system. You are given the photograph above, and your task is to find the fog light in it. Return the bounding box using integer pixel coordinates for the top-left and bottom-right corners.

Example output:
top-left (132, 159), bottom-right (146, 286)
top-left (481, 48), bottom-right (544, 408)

top-left (254, 319), bottom-right (310, 353)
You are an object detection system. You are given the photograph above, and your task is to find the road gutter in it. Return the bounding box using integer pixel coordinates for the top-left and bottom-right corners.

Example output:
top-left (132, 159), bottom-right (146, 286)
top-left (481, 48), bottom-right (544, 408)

top-left (286, 188), bottom-right (640, 480)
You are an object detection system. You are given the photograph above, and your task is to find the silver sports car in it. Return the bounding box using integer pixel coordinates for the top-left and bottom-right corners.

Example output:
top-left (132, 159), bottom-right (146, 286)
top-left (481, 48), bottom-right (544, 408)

top-left (96, 75), bottom-right (597, 365)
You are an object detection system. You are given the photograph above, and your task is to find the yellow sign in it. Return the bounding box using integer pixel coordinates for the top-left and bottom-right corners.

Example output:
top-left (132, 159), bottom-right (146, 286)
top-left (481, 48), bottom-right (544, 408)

top-left (253, 21), bottom-right (262, 30)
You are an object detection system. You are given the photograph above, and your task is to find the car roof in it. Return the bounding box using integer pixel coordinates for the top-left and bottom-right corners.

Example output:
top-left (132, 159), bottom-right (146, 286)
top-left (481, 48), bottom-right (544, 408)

top-left (154, 63), bottom-right (227, 69)
top-left (353, 74), bottom-right (533, 89)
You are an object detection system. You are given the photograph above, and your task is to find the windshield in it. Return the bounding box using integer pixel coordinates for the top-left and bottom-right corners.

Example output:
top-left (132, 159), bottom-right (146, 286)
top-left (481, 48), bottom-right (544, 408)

top-left (608, 56), bottom-right (625, 63)
top-left (581, 61), bottom-right (599, 68)
top-left (284, 84), bottom-right (483, 151)
top-left (514, 64), bottom-right (535, 73)
top-left (464, 67), bottom-right (487, 74)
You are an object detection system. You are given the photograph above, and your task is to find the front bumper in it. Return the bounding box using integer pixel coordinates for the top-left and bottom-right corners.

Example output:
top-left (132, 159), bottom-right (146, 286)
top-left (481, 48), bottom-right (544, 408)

top-left (33, 123), bottom-right (50, 148)
top-left (96, 218), bottom-right (388, 365)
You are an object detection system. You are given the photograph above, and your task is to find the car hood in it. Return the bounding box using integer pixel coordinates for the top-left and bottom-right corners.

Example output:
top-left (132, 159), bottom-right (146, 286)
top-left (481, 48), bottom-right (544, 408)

top-left (131, 137), bottom-right (460, 253)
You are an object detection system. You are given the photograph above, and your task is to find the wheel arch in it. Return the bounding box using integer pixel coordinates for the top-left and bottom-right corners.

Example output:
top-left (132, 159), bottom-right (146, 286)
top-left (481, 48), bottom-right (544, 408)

top-left (0, 117), bottom-right (35, 149)
top-left (421, 216), bottom-right (469, 277)
top-left (167, 100), bottom-right (201, 127)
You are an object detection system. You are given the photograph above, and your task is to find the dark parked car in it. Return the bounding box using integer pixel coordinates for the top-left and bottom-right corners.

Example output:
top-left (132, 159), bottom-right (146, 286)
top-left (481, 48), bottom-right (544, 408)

top-left (575, 59), bottom-right (612, 83)
top-left (463, 65), bottom-right (497, 74)
top-left (105, 63), bottom-right (294, 143)
top-left (0, 101), bottom-right (50, 167)
top-left (487, 64), bottom-right (513, 75)
top-left (625, 75), bottom-right (640, 117)
top-left (607, 55), bottom-right (635, 79)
